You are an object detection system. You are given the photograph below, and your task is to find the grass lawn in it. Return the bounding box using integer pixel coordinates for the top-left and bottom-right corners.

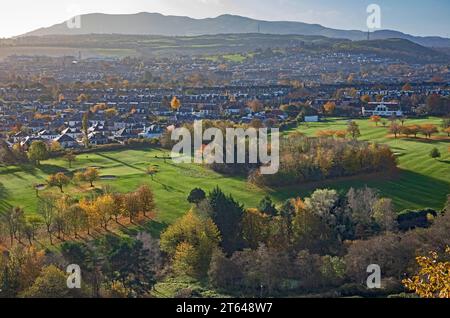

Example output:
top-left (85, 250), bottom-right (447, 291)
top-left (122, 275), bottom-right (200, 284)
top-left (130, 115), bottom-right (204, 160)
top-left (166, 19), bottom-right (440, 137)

top-left (0, 117), bottom-right (448, 226)
top-left (281, 117), bottom-right (450, 211)
top-left (0, 148), bottom-right (266, 225)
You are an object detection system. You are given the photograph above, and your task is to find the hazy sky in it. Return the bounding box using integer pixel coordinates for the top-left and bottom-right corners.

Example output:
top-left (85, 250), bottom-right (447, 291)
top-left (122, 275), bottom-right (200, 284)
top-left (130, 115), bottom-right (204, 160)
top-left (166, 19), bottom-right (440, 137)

top-left (0, 0), bottom-right (449, 38)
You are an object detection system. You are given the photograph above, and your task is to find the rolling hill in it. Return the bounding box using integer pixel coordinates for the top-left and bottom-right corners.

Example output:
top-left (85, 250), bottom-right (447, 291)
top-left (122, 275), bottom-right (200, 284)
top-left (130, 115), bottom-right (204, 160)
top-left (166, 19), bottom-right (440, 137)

top-left (21, 12), bottom-right (450, 48)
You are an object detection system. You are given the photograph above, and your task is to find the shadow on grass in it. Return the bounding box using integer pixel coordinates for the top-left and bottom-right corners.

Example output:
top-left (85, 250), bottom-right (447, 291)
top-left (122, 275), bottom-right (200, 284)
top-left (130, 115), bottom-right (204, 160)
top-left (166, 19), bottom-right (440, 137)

top-left (39, 164), bottom-right (70, 175)
top-left (0, 182), bottom-right (12, 213)
top-left (120, 220), bottom-right (169, 237)
top-left (97, 153), bottom-right (146, 172)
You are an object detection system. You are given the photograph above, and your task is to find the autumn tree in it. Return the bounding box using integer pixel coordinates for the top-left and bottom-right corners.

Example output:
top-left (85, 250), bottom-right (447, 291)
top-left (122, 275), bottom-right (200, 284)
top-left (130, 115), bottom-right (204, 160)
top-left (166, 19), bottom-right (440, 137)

top-left (360, 95), bottom-right (371, 104)
top-left (84, 167), bottom-right (99, 187)
top-left (242, 208), bottom-right (270, 249)
top-left (247, 99), bottom-right (263, 113)
top-left (389, 122), bottom-right (402, 139)
top-left (47, 172), bottom-right (71, 193)
top-left (420, 124), bottom-right (439, 139)
top-left (135, 185), bottom-right (156, 218)
top-left (21, 265), bottom-right (75, 298)
top-left (403, 247), bottom-right (450, 298)
top-left (170, 96), bottom-right (181, 111)
top-left (370, 115), bottom-right (381, 126)
top-left (323, 101), bottom-right (336, 116)
top-left (160, 210), bottom-right (221, 278)
top-left (372, 198), bottom-right (397, 232)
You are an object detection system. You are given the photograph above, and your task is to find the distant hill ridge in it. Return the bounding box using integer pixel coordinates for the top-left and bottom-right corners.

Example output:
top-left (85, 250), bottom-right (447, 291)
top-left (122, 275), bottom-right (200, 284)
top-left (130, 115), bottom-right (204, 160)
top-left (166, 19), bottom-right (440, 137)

top-left (21, 12), bottom-right (450, 48)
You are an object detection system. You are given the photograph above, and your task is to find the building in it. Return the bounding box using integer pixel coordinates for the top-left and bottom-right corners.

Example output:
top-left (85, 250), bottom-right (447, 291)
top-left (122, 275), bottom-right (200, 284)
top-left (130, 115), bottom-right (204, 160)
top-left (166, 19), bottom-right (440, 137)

top-left (362, 102), bottom-right (403, 117)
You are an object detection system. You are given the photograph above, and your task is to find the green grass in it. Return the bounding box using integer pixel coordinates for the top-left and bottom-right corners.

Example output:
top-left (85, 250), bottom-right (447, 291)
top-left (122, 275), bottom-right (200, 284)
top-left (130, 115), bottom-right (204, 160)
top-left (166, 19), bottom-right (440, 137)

top-left (281, 117), bottom-right (450, 211)
top-left (0, 117), bottom-right (448, 225)
top-left (0, 148), bottom-right (265, 224)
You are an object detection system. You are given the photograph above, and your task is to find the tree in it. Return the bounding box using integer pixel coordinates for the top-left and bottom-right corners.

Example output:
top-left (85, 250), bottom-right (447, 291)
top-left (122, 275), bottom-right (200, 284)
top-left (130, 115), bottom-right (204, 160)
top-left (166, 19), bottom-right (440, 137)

top-left (370, 115), bottom-right (381, 126)
top-left (403, 247), bottom-right (450, 298)
top-left (118, 192), bottom-right (138, 223)
top-left (347, 121), bottom-right (361, 140)
top-left (64, 151), bottom-right (76, 168)
top-left (420, 124), bottom-right (439, 139)
top-left (258, 196), bottom-right (278, 217)
top-left (373, 198), bottom-right (397, 232)
top-left (93, 194), bottom-right (115, 230)
top-left (323, 101), bottom-right (336, 116)
top-left (82, 112), bottom-right (90, 149)
top-left (0, 140), bottom-right (16, 165)
top-left (27, 141), bottom-right (49, 166)
top-left (66, 204), bottom-right (87, 238)
top-left (389, 122), bottom-right (402, 139)
top-left (135, 185), bottom-right (156, 218)
top-left (209, 187), bottom-right (244, 255)
top-left (160, 210), bottom-right (220, 278)
top-left (247, 99), bottom-right (263, 113)
top-left (21, 265), bottom-right (73, 298)
top-left (430, 148), bottom-right (441, 160)
top-left (47, 172), bottom-right (71, 193)
top-left (187, 188), bottom-right (206, 206)
top-left (208, 250), bottom-right (243, 290)
top-left (360, 95), bottom-right (371, 104)
top-left (1, 207), bottom-right (25, 245)
top-left (170, 96), bottom-right (181, 111)
top-left (37, 194), bottom-right (57, 244)
top-left (242, 209), bottom-right (270, 249)
top-left (84, 167), bottom-right (99, 187)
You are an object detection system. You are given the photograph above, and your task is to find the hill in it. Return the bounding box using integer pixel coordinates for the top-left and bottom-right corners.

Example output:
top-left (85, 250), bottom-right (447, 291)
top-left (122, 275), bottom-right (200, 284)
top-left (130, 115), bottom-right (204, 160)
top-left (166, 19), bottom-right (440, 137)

top-left (3, 34), bottom-right (448, 63)
top-left (21, 12), bottom-right (450, 48)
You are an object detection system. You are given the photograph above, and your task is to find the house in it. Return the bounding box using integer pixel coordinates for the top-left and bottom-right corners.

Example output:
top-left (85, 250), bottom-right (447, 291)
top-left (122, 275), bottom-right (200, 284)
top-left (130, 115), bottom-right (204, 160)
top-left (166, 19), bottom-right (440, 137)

top-left (139, 125), bottom-right (163, 139)
top-left (362, 102), bottom-right (403, 117)
top-left (54, 134), bottom-right (79, 149)
top-left (88, 132), bottom-right (109, 146)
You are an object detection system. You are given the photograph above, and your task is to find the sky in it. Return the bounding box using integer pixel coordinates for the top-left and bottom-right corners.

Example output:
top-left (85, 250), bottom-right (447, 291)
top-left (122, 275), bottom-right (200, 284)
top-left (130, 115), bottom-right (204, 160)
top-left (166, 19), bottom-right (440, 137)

top-left (0, 0), bottom-right (449, 38)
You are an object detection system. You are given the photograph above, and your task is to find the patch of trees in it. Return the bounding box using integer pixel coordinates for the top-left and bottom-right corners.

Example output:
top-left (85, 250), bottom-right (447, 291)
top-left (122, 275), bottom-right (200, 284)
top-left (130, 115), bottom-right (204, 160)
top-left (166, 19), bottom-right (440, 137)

top-left (0, 232), bottom-right (161, 298)
top-left (158, 187), bottom-right (448, 297)
top-left (0, 184), bottom-right (156, 246)
top-left (250, 135), bottom-right (397, 187)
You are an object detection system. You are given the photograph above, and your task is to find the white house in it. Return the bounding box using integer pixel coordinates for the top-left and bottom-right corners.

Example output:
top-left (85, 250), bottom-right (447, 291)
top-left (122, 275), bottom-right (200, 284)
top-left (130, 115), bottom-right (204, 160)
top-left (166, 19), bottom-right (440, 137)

top-left (362, 102), bottom-right (403, 117)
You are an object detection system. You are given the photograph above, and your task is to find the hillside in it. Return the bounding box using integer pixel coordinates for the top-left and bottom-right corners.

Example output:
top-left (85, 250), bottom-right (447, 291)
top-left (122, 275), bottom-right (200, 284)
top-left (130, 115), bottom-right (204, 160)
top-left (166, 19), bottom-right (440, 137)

top-left (2, 33), bottom-right (448, 63)
top-left (21, 12), bottom-right (450, 48)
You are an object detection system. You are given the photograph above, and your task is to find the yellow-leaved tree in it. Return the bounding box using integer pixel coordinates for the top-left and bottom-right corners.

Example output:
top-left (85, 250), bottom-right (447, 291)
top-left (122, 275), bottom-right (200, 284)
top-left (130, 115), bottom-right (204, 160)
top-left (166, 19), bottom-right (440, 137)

top-left (402, 247), bottom-right (450, 298)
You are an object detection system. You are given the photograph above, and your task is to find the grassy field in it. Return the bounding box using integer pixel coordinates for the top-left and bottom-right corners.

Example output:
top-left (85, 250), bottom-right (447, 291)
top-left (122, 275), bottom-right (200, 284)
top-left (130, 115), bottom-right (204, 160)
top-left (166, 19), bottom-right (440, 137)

top-left (281, 117), bottom-right (450, 211)
top-left (0, 117), bottom-right (449, 226)
top-left (0, 148), bottom-right (265, 224)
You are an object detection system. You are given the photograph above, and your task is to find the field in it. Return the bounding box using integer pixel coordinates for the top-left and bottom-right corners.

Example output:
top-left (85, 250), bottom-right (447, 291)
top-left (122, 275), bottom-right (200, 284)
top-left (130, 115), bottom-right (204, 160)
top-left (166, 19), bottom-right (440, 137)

top-left (0, 117), bottom-right (449, 226)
